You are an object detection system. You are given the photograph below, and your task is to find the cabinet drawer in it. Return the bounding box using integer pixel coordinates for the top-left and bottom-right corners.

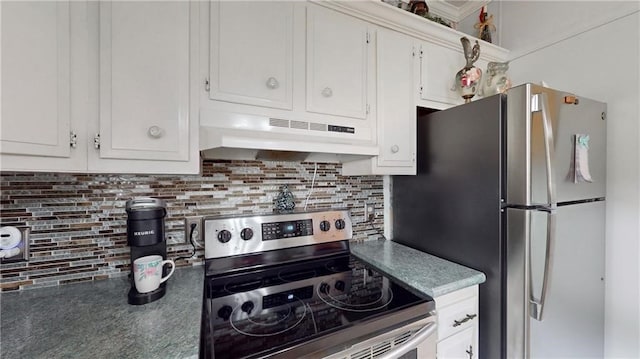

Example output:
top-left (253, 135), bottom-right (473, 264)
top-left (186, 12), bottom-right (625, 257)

top-left (437, 296), bottom-right (478, 340)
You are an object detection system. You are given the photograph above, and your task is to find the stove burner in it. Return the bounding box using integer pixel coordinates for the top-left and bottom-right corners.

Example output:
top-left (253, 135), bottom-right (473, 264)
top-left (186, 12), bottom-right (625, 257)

top-left (317, 284), bottom-right (394, 312)
top-left (229, 298), bottom-right (308, 337)
top-left (324, 259), bottom-right (351, 273)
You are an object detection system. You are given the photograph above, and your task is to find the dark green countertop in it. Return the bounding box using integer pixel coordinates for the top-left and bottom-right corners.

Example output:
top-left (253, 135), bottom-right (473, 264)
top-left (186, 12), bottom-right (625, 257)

top-left (1, 240), bottom-right (485, 358)
top-left (1, 266), bottom-right (203, 359)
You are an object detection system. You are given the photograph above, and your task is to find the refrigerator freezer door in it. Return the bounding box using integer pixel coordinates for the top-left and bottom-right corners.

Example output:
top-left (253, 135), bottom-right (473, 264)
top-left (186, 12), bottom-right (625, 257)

top-left (507, 201), bottom-right (605, 358)
top-left (506, 84), bottom-right (606, 206)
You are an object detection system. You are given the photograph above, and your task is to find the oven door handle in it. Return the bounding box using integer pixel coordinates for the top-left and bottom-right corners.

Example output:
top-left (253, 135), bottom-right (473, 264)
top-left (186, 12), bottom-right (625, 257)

top-left (376, 321), bottom-right (437, 359)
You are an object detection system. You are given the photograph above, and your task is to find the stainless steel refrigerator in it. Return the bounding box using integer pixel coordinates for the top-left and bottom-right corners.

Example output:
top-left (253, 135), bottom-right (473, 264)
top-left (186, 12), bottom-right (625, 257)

top-left (392, 83), bottom-right (606, 359)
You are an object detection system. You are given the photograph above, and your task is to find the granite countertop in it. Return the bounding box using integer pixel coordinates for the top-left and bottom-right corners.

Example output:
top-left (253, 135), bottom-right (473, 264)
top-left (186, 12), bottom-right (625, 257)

top-left (1, 241), bottom-right (485, 358)
top-left (351, 239), bottom-right (486, 298)
top-left (0, 266), bottom-right (204, 359)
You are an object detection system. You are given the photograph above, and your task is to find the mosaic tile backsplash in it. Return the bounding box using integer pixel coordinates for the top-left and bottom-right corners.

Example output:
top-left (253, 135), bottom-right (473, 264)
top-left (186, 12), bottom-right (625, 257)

top-left (0, 160), bottom-right (384, 291)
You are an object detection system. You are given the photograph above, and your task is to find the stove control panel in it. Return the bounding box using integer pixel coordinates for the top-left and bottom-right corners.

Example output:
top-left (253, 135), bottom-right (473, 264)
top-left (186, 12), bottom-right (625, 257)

top-left (204, 210), bottom-right (352, 259)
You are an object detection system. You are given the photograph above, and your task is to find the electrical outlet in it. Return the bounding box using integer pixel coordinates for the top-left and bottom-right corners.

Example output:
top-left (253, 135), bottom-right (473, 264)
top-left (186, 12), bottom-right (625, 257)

top-left (184, 216), bottom-right (204, 246)
top-left (364, 203), bottom-right (375, 222)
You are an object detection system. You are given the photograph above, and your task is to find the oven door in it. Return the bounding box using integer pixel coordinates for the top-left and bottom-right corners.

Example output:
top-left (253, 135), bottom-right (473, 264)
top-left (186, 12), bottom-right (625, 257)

top-left (272, 313), bottom-right (437, 359)
top-left (321, 316), bottom-right (437, 359)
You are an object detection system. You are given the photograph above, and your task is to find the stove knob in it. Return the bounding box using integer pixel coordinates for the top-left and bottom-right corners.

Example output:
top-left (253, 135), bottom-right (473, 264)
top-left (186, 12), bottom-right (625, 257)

top-left (335, 219), bottom-right (346, 230)
top-left (217, 305), bottom-right (233, 321)
top-left (217, 230), bottom-right (232, 243)
top-left (319, 220), bottom-right (331, 232)
top-left (334, 280), bottom-right (346, 292)
top-left (319, 282), bottom-right (331, 294)
top-left (240, 228), bottom-right (253, 241)
top-left (241, 301), bottom-right (255, 315)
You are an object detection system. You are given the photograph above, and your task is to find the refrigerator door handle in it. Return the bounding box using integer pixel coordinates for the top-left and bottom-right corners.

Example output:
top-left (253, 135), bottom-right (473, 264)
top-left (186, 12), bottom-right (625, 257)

top-left (529, 209), bottom-right (556, 321)
top-left (529, 92), bottom-right (558, 321)
top-left (531, 92), bottom-right (558, 208)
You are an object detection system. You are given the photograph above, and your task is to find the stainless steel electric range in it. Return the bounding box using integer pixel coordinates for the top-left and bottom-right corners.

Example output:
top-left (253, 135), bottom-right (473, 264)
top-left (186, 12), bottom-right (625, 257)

top-left (200, 210), bottom-right (437, 359)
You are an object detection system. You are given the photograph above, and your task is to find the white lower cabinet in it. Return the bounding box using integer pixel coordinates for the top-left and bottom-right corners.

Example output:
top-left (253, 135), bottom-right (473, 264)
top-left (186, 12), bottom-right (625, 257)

top-left (437, 327), bottom-right (476, 359)
top-left (435, 286), bottom-right (479, 359)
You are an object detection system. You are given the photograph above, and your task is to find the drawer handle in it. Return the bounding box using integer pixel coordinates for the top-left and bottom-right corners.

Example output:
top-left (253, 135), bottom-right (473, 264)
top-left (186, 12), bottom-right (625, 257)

top-left (452, 313), bottom-right (477, 327)
top-left (321, 87), bottom-right (333, 98)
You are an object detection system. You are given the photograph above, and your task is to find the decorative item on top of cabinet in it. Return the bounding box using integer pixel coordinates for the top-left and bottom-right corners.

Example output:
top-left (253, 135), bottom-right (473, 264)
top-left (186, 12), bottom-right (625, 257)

top-left (409, 0), bottom-right (428, 16)
top-left (478, 61), bottom-right (512, 97)
top-left (475, 6), bottom-right (495, 43)
top-left (452, 37), bottom-right (482, 103)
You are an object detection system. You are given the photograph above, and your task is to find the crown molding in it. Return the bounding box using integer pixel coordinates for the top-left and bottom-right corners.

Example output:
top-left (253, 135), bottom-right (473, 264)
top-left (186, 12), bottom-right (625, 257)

top-left (429, 0), bottom-right (490, 23)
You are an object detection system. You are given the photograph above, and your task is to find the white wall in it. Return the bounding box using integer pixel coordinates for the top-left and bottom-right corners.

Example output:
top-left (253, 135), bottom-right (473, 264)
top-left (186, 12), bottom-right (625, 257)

top-left (500, 3), bottom-right (640, 358)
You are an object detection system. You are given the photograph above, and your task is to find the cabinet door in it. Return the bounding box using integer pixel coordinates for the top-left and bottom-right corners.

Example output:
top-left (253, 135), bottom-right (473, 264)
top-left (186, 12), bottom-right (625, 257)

top-left (437, 327), bottom-right (477, 359)
top-left (209, 1), bottom-right (293, 110)
top-left (306, 5), bottom-right (369, 120)
top-left (98, 1), bottom-right (191, 162)
top-left (419, 41), bottom-right (465, 105)
top-left (376, 28), bottom-right (415, 169)
top-left (1, 1), bottom-right (71, 158)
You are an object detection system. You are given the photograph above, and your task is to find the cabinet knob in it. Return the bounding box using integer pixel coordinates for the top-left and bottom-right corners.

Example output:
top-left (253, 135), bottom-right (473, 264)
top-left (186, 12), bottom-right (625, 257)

top-left (266, 77), bottom-right (280, 89)
top-left (321, 87), bottom-right (333, 98)
top-left (147, 125), bottom-right (164, 139)
top-left (391, 145), bottom-right (400, 153)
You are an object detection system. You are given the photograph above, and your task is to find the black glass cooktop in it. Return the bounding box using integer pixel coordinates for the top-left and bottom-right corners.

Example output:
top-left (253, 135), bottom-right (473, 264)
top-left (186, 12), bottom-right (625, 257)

top-left (200, 254), bottom-right (433, 359)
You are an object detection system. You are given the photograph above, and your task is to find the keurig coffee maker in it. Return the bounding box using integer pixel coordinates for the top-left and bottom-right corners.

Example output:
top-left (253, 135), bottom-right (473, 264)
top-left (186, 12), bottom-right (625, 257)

top-left (126, 197), bottom-right (168, 305)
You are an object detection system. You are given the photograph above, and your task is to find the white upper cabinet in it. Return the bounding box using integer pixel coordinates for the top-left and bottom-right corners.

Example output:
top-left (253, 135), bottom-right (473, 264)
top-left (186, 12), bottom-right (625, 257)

top-left (2, 0), bottom-right (508, 174)
top-left (419, 39), bottom-right (501, 108)
top-left (306, 4), bottom-right (370, 120)
top-left (375, 28), bottom-right (416, 169)
top-left (1, 1), bottom-right (199, 174)
top-left (201, 2), bottom-right (377, 152)
top-left (1, 1), bottom-right (72, 158)
top-left (342, 27), bottom-right (417, 175)
top-left (0, 1), bottom-right (88, 172)
top-left (419, 40), bottom-right (465, 106)
top-left (209, 1), bottom-right (293, 110)
top-left (96, 1), bottom-right (192, 163)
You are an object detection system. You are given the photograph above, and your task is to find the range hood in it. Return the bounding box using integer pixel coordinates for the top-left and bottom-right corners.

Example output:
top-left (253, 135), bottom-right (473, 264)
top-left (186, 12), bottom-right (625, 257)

top-left (199, 111), bottom-right (379, 163)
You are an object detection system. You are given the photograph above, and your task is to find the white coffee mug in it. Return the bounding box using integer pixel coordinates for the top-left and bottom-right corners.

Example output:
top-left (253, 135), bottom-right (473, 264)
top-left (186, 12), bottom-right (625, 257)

top-left (133, 255), bottom-right (175, 293)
